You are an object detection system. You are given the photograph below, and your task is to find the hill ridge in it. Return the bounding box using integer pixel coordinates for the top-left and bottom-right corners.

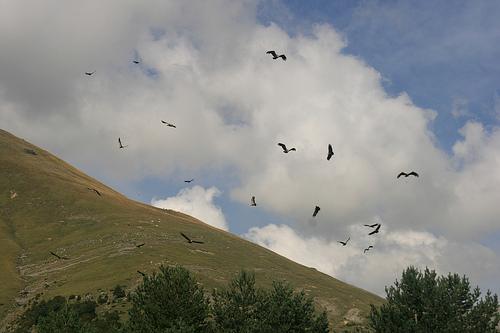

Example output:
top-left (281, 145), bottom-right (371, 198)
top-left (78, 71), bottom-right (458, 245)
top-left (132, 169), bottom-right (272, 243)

top-left (0, 129), bottom-right (383, 331)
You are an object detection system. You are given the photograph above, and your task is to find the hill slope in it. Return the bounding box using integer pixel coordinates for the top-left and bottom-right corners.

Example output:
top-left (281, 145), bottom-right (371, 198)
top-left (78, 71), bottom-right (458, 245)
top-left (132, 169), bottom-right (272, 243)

top-left (0, 129), bottom-right (383, 331)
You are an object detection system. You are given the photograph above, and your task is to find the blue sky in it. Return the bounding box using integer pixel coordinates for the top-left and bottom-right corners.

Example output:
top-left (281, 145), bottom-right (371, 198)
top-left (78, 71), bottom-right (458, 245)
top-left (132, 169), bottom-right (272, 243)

top-left (259, 0), bottom-right (500, 151)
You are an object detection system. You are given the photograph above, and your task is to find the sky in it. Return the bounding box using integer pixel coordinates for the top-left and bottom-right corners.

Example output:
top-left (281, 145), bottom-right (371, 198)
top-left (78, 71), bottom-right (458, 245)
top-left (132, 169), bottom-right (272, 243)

top-left (1, 0), bottom-right (500, 297)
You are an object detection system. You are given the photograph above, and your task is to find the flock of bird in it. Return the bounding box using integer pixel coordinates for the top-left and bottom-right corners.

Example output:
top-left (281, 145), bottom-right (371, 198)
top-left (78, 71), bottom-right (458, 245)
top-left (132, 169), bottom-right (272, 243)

top-left (50, 50), bottom-right (420, 263)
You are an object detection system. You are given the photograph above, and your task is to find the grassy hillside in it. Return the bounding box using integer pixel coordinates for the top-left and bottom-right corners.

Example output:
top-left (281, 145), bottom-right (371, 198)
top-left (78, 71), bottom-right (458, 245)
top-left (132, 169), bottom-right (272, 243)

top-left (0, 129), bottom-right (383, 331)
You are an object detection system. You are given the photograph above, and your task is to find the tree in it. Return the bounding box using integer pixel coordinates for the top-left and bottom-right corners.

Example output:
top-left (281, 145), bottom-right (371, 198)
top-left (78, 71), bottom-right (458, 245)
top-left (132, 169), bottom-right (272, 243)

top-left (212, 270), bottom-right (266, 332)
top-left (212, 271), bottom-right (330, 333)
top-left (369, 266), bottom-right (500, 333)
top-left (37, 303), bottom-right (96, 333)
top-left (127, 265), bottom-right (210, 333)
top-left (260, 281), bottom-right (329, 333)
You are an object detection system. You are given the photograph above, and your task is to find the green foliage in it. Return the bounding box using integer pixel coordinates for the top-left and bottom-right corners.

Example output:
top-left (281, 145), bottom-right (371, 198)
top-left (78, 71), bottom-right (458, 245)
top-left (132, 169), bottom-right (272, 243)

top-left (37, 302), bottom-right (96, 333)
top-left (212, 270), bottom-right (330, 333)
top-left (113, 285), bottom-right (126, 299)
top-left (369, 266), bottom-right (500, 333)
top-left (14, 295), bottom-right (66, 333)
top-left (127, 265), bottom-right (210, 333)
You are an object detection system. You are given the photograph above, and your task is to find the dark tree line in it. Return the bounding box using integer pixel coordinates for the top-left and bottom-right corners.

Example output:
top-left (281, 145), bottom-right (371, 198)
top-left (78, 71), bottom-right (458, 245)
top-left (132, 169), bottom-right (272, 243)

top-left (13, 265), bottom-right (499, 332)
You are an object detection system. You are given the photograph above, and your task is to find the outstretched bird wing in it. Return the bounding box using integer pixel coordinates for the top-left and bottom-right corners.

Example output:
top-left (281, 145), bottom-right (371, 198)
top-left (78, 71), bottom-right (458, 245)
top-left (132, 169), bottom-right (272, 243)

top-left (277, 143), bottom-right (287, 152)
top-left (364, 223), bottom-right (379, 228)
top-left (279, 54), bottom-right (287, 61)
top-left (192, 240), bottom-right (204, 244)
top-left (136, 243), bottom-right (145, 248)
top-left (408, 171), bottom-right (419, 177)
top-left (180, 232), bottom-right (191, 242)
top-left (397, 172), bottom-right (407, 178)
top-left (266, 50), bottom-right (277, 57)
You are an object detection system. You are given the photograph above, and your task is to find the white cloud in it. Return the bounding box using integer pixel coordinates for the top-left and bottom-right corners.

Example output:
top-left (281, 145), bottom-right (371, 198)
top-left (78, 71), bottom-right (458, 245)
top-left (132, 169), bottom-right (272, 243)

top-left (245, 223), bottom-right (500, 296)
top-left (152, 186), bottom-right (228, 231)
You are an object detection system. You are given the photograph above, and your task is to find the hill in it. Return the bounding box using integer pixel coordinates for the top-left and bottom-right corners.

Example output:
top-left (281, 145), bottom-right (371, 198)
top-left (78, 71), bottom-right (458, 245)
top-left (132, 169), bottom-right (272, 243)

top-left (0, 129), bottom-right (384, 331)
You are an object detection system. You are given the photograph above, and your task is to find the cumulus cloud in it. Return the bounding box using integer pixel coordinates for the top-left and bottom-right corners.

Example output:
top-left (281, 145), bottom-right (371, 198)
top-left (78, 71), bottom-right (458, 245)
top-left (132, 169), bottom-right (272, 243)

top-left (1, 0), bottom-right (499, 295)
top-left (245, 223), bottom-right (500, 296)
top-left (152, 186), bottom-right (228, 230)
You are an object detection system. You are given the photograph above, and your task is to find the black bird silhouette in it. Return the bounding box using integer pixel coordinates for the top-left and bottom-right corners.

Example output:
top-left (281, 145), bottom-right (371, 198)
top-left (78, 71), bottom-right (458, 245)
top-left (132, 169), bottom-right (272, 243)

top-left (85, 71), bottom-right (95, 76)
top-left (184, 179), bottom-right (194, 183)
top-left (368, 224), bottom-right (382, 235)
top-left (87, 188), bottom-right (101, 196)
top-left (250, 196), bottom-right (257, 206)
top-left (161, 120), bottom-right (176, 128)
top-left (137, 270), bottom-right (146, 277)
top-left (266, 50), bottom-right (286, 61)
top-left (364, 223), bottom-right (380, 228)
top-left (327, 144), bottom-right (334, 161)
top-left (278, 143), bottom-right (296, 153)
top-left (364, 246), bottom-right (374, 253)
top-left (338, 237), bottom-right (350, 246)
top-left (50, 251), bottom-right (69, 260)
top-left (312, 206), bottom-right (321, 217)
top-left (132, 60), bottom-right (140, 64)
top-left (136, 243), bottom-right (145, 248)
top-left (397, 171), bottom-right (419, 178)
top-left (180, 232), bottom-right (204, 244)
top-left (118, 137), bottom-right (128, 149)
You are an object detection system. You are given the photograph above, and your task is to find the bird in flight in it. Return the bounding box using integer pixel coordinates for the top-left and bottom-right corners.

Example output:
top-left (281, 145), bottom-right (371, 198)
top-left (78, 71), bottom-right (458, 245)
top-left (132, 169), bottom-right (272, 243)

top-left (368, 224), bottom-right (382, 235)
top-left (266, 50), bottom-right (286, 61)
top-left (50, 251), bottom-right (69, 260)
top-left (135, 243), bottom-right (145, 248)
top-left (180, 232), bottom-right (204, 244)
top-left (250, 196), bottom-right (257, 206)
top-left (118, 137), bottom-right (128, 149)
top-left (85, 71), bottom-right (96, 76)
top-left (327, 144), bottom-right (334, 161)
top-left (137, 270), bottom-right (146, 277)
top-left (184, 179), bottom-right (194, 183)
top-left (278, 143), bottom-right (296, 153)
top-left (364, 223), bottom-right (380, 228)
top-left (364, 246), bottom-right (373, 253)
top-left (312, 205), bottom-right (321, 217)
top-left (132, 60), bottom-right (140, 64)
top-left (338, 237), bottom-right (350, 246)
top-left (397, 171), bottom-right (419, 178)
top-left (87, 188), bottom-right (101, 196)
top-left (161, 120), bottom-right (176, 128)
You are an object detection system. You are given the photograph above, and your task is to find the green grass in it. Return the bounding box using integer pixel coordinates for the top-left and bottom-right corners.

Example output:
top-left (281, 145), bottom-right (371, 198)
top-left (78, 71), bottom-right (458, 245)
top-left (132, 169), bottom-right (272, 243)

top-left (0, 129), bottom-right (384, 332)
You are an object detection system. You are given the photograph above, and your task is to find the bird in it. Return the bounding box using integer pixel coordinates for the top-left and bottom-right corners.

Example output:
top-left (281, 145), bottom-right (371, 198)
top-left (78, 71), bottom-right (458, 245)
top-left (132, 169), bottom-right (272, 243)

top-left (397, 171), bottom-right (419, 178)
top-left (266, 50), bottom-right (286, 61)
top-left (137, 270), bottom-right (146, 277)
top-left (135, 243), bottom-right (145, 248)
top-left (118, 137), bottom-right (128, 149)
top-left (278, 143), bottom-right (296, 153)
top-left (364, 223), bottom-right (380, 228)
top-left (250, 196), bottom-right (257, 206)
top-left (132, 60), bottom-right (140, 64)
top-left (87, 188), bottom-right (101, 196)
top-left (161, 120), bottom-right (176, 128)
top-left (50, 251), bottom-right (69, 260)
top-left (85, 71), bottom-right (96, 76)
top-left (338, 237), bottom-right (350, 246)
top-left (327, 144), bottom-right (334, 161)
top-left (312, 206), bottom-right (321, 217)
top-left (180, 232), bottom-right (204, 244)
top-left (184, 179), bottom-right (194, 183)
top-left (364, 246), bottom-right (374, 253)
top-left (368, 224), bottom-right (382, 235)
